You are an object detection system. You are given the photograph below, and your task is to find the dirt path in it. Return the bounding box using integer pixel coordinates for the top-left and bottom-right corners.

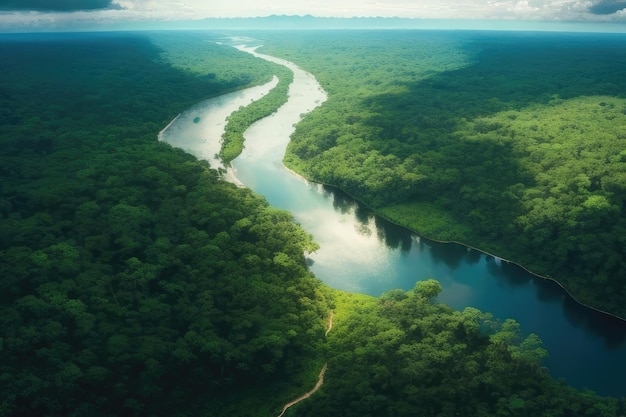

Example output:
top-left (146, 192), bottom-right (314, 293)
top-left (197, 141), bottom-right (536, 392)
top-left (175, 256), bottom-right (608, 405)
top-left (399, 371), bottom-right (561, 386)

top-left (325, 310), bottom-right (334, 336)
top-left (277, 363), bottom-right (327, 417)
top-left (277, 311), bottom-right (334, 417)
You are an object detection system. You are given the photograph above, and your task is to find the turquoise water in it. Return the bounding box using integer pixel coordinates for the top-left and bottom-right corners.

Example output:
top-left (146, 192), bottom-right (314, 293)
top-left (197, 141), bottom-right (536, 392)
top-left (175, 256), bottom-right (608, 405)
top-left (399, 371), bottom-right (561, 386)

top-left (162, 36), bottom-right (626, 397)
top-left (233, 133), bottom-right (626, 397)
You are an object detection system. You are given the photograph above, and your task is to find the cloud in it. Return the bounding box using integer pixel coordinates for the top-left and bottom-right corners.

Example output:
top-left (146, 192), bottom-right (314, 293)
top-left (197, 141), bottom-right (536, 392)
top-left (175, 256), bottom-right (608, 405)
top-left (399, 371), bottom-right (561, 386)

top-left (0, 0), bottom-right (122, 12)
top-left (589, 0), bottom-right (626, 13)
top-left (0, 0), bottom-right (625, 31)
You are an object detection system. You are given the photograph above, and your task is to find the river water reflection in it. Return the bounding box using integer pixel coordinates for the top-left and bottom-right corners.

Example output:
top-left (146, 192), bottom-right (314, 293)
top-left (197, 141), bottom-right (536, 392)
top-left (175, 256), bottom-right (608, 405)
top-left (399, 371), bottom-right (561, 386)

top-left (160, 43), bottom-right (626, 397)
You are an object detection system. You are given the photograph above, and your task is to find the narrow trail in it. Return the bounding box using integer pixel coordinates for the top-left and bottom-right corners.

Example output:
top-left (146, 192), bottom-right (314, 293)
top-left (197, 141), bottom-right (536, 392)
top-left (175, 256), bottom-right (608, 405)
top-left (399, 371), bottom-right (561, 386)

top-left (277, 311), bottom-right (333, 417)
top-left (277, 364), bottom-right (328, 417)
top-left (325, 310), bottom-right (334, 337)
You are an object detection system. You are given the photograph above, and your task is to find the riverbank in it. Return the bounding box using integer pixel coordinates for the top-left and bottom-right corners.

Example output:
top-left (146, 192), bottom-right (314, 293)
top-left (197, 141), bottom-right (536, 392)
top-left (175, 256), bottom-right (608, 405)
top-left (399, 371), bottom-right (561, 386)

top-left (282, 158), bottom-right (626, 322)
top-left (158, 76), bottom-right (279, 171)
top-left (257, 31), bottom-right (626, 322)
top-left (219, 47), bottom-right (294, 164)
top-left (162, 39), bottom-right (626, 396)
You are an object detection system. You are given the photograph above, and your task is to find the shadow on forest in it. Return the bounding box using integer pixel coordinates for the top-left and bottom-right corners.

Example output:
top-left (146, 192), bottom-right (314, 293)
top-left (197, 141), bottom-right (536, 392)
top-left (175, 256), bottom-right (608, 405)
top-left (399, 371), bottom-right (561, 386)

top-left (318, 182), bottom-right (626, 350)
top-left (316, 176), bottom-right (626, 347)
top-left (355, 30), bottom-right (626, 241)
top-left (362, 31), bottom-right (626, 136)
top-left (324, 32), bottom-right (626, 345)
top-left (1, 32), bottom-right (335, 415)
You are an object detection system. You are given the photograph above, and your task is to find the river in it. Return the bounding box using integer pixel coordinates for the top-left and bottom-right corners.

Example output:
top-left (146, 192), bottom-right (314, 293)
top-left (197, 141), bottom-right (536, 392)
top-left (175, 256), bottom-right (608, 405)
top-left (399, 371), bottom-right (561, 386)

top-left (159, 42), bottom-right (626, 397)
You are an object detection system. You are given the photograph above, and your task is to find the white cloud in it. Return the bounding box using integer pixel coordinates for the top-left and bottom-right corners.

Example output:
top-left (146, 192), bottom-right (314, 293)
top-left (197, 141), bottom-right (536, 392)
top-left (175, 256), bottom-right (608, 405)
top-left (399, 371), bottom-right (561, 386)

top-left (0, 0), bottom-right (625, 31)
top-left (165, 0), bottom-right (626, 20)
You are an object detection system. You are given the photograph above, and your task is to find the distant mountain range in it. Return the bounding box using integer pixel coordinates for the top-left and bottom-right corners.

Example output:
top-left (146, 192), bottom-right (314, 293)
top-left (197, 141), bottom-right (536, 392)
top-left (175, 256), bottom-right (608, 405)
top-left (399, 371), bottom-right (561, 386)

top-left (2, 13), bottom-right (622, 33)
top-left (198, 15), bottom-right (425, 29)
top-left (137, 15), bottom-right (626, 33)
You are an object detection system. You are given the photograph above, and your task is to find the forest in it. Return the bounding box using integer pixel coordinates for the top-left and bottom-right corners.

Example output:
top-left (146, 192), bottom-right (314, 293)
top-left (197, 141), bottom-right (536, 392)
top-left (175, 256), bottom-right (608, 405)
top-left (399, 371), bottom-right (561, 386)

top-left (259, 30), bottom-right (626, 318)
top-left (0, 30), bottom-right (625, 416)
top-left (0, 32), bottom-right (332, 416)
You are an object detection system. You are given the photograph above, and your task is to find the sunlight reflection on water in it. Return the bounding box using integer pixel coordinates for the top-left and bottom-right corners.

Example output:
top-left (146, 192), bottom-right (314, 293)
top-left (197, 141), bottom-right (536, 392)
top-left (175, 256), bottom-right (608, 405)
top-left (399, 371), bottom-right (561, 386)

top-left (158, 76), bottom-right (278, 170)
top-left (158, 36), bottom-right (626, 397)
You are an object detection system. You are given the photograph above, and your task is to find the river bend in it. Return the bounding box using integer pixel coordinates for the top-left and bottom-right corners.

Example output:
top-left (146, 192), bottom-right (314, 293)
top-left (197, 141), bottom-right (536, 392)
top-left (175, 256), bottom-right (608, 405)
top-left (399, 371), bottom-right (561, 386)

top-left (160, 42), bottom-right (626, 397)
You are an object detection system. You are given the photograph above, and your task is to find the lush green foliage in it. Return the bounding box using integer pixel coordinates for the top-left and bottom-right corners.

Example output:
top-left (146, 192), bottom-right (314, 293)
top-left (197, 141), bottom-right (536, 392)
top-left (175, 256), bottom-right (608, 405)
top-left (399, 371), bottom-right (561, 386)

top-left (259, 30), bottom-right (626, 317)
top-left (0, 32), bottom-right (331, 417)
top-left (221, 69), bottom-right (293, 163)
top-left (151, 31), bottom-right (277, 94)
top-left (152, 32), bottom-right (294, 163)
top-left (291, 282), bottom-right (626, 417)
top-left (1, 31), bottom-right (623, 417)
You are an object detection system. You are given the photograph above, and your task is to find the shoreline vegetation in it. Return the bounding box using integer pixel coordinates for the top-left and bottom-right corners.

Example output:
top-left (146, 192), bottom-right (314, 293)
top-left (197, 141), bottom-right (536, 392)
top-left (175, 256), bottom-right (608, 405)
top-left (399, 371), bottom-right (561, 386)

top-left (219, 67), bottom-right (293, 164)
top-left (256, 30), bottom-right (626, 319)
top-left (284, 162), bottom-right (626, 323)
top-left (2, 30), bottom-right (626, 417)
top-left (210, 33), bottom-right (626, 321)
top-left (0, 32), bottom-right (334, 416)
top-left (156, 34), bottom-right (624, 326)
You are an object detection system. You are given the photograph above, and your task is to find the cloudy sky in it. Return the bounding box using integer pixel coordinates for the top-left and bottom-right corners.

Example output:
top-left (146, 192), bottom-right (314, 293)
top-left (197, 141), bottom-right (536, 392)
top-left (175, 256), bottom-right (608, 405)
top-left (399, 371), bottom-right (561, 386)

top-left (0, 0), bottom-right (625, 31)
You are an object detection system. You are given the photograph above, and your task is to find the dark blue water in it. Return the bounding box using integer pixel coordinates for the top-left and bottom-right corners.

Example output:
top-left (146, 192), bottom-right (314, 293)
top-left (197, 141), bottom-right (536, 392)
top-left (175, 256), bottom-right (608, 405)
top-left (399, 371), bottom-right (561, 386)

top-left (163, 42), bottom-right (626, 397)
top-left (283, 178), bottom-right (626, 397)
top-left (232, 119), bottom-right (626, 397)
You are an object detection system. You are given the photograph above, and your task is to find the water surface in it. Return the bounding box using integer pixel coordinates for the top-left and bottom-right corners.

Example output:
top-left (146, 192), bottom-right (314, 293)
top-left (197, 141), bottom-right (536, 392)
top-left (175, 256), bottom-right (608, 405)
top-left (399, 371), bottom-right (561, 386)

top-left (161, 41), bottom-right (626, 397)
top-left (158, 75), bottom-right (278, 172)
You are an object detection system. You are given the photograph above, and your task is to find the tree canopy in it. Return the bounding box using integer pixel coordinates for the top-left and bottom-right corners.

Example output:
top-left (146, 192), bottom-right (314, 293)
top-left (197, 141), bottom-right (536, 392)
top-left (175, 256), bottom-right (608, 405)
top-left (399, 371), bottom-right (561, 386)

top-left (1, 30), bottom-right (624, 417)
top-left (290, 283), bottom-right (625, 417)
top-left (0, 32), bottom-right (331, 416)
top-left (259, 30), bottom-right (626, 317)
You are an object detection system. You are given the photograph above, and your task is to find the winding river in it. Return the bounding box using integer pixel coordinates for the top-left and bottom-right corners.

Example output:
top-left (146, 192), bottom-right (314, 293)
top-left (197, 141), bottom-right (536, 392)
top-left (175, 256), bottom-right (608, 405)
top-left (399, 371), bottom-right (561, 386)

top-left (159, 42), bottom-right (626, 397)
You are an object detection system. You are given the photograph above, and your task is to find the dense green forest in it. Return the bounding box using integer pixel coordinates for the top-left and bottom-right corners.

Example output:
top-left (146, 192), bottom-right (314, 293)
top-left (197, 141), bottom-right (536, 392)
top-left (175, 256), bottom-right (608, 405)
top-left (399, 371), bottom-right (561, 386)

top-left (0, 32), bottom-right (332, 416)
top-left (0, 31), bottom-right (624, 416)
top-left (259, 30), bottom-right (626, 318)
top-left (294, 284), bottom-right (626, 417)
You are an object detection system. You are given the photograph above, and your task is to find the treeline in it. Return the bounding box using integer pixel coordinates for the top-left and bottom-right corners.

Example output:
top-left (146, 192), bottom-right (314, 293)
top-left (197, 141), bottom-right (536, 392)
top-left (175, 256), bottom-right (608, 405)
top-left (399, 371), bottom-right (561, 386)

top-left (150, 31), bottom-right (278, 97)
top-left (292, 282), bottom-right (626, 417)
top-left (1, 31), bottom-right (624, 417)
top-left (220, 68), bottom-right (293, 163)
top-left (0, 32), bottom-right (332, 416)
top-left (259, 30), bottom-right (626, 317)
top-left (152, 32), bottom-right (294, 163)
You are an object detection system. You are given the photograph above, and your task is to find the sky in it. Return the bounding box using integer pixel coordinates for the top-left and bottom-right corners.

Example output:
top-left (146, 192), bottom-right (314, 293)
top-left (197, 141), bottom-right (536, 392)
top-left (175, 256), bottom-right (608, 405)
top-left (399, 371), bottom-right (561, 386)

top-left (0, 0), bottom-right (625, 31)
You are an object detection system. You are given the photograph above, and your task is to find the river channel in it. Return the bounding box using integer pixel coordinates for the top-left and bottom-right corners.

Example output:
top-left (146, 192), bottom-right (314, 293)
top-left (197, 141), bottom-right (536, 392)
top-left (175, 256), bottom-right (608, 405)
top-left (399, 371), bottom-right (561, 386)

top-left (159, 42), bottom-right (626, 397)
